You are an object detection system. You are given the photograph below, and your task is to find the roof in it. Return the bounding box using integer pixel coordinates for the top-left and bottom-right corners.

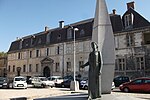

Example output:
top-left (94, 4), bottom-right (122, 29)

top-left (8, 9), bottom-right (150, 53)
top-left (122, 8), bottom-right (150, 29)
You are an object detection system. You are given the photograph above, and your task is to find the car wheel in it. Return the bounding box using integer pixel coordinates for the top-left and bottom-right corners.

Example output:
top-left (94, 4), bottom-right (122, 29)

top-left (42, 84), bottom-right (45, 88)
top-left (123, 87), bottom-right (129, 93)
top-left (84, 86), bottom-right (88, 90)
top-left (62, 84), bottom-right (65, 88)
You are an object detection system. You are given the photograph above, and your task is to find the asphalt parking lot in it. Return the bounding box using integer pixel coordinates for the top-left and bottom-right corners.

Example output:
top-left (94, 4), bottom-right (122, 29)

top-left (0, 87), bottom-right (150, 100)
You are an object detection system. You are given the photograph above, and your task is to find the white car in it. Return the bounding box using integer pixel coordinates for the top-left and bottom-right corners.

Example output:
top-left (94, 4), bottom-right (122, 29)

top-left (13, 76), bottom-right (27, 89)
top-left (48, 76), bottom-right (63, 86)
top-left (32, 77), bottom-right (55, 88)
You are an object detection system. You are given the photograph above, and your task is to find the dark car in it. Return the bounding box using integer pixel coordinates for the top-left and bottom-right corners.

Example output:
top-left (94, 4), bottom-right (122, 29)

top-left (61, 78), bottom-right (73, 88)
top-left (61, 75), bottom-right (81, 88)
top-left (119, 77), bottom-right (150, 93)
top-left (113, 76), bottom-right (130, 87)
top-left (0, 77), bottom-right (10, 88)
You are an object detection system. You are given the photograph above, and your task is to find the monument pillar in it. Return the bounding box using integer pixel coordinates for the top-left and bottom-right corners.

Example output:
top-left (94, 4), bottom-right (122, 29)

top-left (92, 0), bottom-right (115, 94)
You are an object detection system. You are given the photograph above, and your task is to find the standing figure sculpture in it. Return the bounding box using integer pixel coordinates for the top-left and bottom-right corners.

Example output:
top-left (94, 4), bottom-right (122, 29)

top-left (81, 42), bottom-right (102, 100)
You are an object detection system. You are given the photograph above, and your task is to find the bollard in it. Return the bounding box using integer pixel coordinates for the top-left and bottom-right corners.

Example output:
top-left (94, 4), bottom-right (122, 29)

top-left (10, 97), bottom-right (27, 100)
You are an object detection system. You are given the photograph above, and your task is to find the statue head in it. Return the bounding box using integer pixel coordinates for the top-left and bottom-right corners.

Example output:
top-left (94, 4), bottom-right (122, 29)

top-left (91, 42), bottom-right (98, 51)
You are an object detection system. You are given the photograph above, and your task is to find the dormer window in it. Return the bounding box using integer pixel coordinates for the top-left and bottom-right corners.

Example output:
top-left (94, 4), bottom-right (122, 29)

top-left (57, 34), bottom-right (61, 41)
top-left (124, 14), bottom-right (134, 29)
top-left (38, 38), bottom-right (42, 44)
top-left (67, 28), bottom-right (72, 39)
top-left (31, 35), bottom-right (35, 46)
top-left (80, 29), bottom-right (85, 36)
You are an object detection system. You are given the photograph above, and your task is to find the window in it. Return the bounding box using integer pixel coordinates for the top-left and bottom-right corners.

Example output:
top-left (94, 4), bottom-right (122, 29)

top-left (66, 44), bottom-right (72, 54)
top-left (57, 34), bottom-right (61, 41)
top-left (80, 29), bottom-right (85, 36)
top-left (13, 65), bottom-right (15, 72)
top-left (144, 79), bottom-right (150, 83)
top-left (29, 64), bottom-right (32, 72)
top-left (29, 51), bottom-right (32, 58)
top-left (124, 14), bottom-right (133, 29)
top-left (18, 53), bottom-right (21, 59)
top-left (38, 38), bottom-right (42, 44)
top-left (36, 64), bottom-right (39, 72)
top-left (55, 63), bottom-right (60, 72)
top-left (126, 34), bottom-right (134, 47)
top-left (23, 65), bottom-right (26, 72)
top-left (8, 66), bottom-right (11, 72)
top-left (66, 62), bottom-right (71, 72)
top-left (31, 35), bottom-right (35, 45)
top-left (36, 50), bottom-right (40, 57)
top-left (79, 61), bottom-right (84, 72)
top-left (136, 57), bottom-right (144, 70)
top-left (144, 33), bottom-right (150, 44)
top-left (133, 79), bottom-right (143, 84)
top-left (115, 59), bottom-right (118, 70)
top-left (56, 46), bottom-right (60, 55)
top-left (118, 58), bottom-right (125, 71)
top-left (46, 48), bottom-right (49, 56)
top-left (67, 28), bottom-right (72, 39)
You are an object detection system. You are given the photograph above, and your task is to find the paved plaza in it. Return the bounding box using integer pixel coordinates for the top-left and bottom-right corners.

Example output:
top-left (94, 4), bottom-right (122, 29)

top-left (0, 87), bottom-right (150, 100)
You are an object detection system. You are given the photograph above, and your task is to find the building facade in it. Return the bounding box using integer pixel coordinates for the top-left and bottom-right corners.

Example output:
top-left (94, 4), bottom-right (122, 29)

top-left (0, 57), bottom-right (7, 77)
top-left (7, 2), bottom-right (150, 79)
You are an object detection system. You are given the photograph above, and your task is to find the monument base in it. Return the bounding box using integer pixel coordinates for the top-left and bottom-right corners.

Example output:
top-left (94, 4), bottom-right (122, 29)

top-left (70, 81), bottom-right (79, 91)
top-left (102, 64), bottom-right (115, 94)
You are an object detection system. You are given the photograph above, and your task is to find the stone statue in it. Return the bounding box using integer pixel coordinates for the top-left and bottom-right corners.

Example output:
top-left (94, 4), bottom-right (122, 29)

top-left (81, 42), bottom-right (102, 100)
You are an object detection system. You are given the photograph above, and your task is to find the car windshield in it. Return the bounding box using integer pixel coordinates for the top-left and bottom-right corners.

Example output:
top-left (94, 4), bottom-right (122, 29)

top-left (40, 78), bottom-right (48, 81)
top-left (50, 77), bottom-right (62, 81)
top-left (15, 78), bottom-right (25, 81)
top-left (0, 78), bottom-right (5, 82)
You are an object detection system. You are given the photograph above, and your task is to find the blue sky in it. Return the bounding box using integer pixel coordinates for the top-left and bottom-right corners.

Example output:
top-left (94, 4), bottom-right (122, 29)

top-left (0, 0), bottom-right (149, 52)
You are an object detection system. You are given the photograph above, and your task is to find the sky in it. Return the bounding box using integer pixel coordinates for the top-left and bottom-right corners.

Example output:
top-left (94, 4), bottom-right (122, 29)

top-left (0, 0), bottom-right (150, 52)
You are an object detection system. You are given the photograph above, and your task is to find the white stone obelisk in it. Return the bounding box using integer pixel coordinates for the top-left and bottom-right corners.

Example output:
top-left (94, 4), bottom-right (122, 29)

top-left (92, 0), bottom-right (115, 94)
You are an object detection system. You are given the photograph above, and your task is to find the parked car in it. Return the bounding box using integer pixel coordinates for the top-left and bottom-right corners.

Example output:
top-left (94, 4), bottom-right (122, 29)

top-left (80, 77), bottom-right (88, 89)
top-left (31, 77), bottom-right (55, 88)
top-left (61, 75), bottom-right (81, 88)
top-left (13, 76), bottom-right (27, 89)
top-left (119, 77), bottom-right (150, 93)
top-left (0, 77), bottom-right (10, 88)
top-left (61, 78), bottom-right (73, 88)
top-left (80, 79), bottom-right (115, 90)
top-left (48, 76), bottom-right (63, 87)
top-left (113, 76), bottom-right (130, 87)
top-left (111, 82), bottom-right (115, 90)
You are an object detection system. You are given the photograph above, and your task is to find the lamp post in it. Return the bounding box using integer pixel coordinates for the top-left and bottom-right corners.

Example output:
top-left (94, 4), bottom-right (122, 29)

top-left (69, 25), bottom-right (79, 91)
top-left (73, 28), bottom-right (79, 82)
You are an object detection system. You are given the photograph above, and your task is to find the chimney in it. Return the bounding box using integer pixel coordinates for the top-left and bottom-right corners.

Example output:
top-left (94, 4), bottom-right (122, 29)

top-left (59, 21), bottom-right (64, 28)
top-left (45, 26), bottom-right (49, 31)
top-left (112, 9), bottom-right (116, 14)
top-left (127, 1), bottom-right (135, 9)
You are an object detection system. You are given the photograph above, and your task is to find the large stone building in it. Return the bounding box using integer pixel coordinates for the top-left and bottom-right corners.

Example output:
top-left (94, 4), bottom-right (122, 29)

top-left (7, 2), bottom-right (150, 79)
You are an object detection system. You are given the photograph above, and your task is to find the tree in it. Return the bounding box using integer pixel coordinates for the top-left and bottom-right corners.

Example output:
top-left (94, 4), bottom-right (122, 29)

top-left (0, 52), bottom-right (7, 57)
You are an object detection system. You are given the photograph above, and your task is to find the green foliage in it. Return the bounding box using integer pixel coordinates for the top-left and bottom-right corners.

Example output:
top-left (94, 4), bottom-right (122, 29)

top-left (0, 52), bottom-right (7, 57)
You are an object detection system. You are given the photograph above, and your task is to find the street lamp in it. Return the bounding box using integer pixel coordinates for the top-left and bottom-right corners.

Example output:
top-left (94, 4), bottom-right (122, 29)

top-left (69, 25), bottom-right (79, 91)
top-left (73, 28), bottom-right (79, 82)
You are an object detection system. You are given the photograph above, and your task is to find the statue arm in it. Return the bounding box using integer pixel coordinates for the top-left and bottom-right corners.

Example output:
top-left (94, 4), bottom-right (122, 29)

top-left (80, 62), bottom-right (89, 68)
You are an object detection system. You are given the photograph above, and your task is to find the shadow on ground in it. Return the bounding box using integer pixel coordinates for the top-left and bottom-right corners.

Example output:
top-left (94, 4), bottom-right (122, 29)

top-left (34, 93), bottom-right (88, 100)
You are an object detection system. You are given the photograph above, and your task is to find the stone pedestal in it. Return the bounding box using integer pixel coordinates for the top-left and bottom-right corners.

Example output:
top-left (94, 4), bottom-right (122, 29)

top-left (70, 81), bottom-right (79, 91)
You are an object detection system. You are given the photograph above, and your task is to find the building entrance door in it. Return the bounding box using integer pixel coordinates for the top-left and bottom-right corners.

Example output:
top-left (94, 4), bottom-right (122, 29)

top-left (43, 66), bottom-right (50, 77)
